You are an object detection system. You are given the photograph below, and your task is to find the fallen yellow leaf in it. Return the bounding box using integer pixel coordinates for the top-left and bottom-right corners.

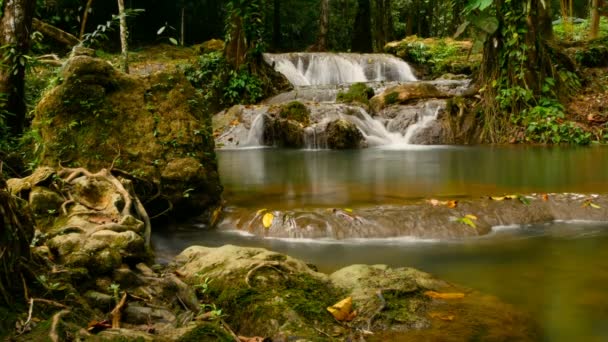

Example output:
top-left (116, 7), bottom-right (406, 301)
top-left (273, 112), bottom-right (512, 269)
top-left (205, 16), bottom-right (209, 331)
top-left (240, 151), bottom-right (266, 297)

top-left (424, 291), bottom-right (465, 300)
top-left (446, 200), bottom-right (458, 208)
top-left (465, 214), bottom-right (478, 220)
top-left (429, 312), bottom-right (456, 321)
top-left (344, 208), bottom-right (353, 213)
top-left (327, 297), bottom-right (356, 321)
top-left (262, 213), bottom-right (274, 229)
top-left (542, 194), bottom-right (549, 201)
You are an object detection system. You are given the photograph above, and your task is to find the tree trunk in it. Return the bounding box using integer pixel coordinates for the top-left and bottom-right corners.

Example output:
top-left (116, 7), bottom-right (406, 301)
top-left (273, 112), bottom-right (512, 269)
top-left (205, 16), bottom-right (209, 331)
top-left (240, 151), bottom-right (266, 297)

top-left (539, 0), bottom-right (554, 40)
top-left (0, 0), bottom-right (36, 137)
top-left (79, 0), bottom-right (93, 40)
top-left (315, 0), bottom-right (330, 51)
top-left (180, 7), bottom-right (185, 46)
top-left (225, 13), bottom-right (246, 69)
top-left (374, 0), bottom-right (386, 52)
top-left (117, 0), bottom-right (129, 73)
top-left (0, 177), bottom-right (35, 307)
top-left (590, 0), bottom-right (601, 39)
top-left (34, 18), bottom-right (80, 48)
top-left (352, 0), bottom-right (372, 52)
top-left (385, 0), bottom-right (394, 42)
top-left (273, 0), bottom-right (281, 49)
top-left (479, 0), bottom-right (571, 142)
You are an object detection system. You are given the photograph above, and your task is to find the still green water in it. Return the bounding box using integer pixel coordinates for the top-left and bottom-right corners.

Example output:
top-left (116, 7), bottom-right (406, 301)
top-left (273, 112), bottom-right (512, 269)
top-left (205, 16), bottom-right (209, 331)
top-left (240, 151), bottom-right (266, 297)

top-left (157, 146), bottom-right (608, 341)
top-left (219, 146), bottom-right (608, 208)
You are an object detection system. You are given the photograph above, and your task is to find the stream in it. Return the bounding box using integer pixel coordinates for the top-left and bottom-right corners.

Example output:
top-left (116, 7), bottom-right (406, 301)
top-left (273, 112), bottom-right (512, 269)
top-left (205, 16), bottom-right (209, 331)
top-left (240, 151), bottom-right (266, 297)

top-left (155, 145), bottom-right (608, 341)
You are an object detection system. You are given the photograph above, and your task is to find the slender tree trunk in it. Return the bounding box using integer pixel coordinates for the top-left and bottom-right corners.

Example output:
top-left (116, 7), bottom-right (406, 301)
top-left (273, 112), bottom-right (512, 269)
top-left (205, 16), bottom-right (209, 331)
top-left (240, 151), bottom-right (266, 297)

top-left (117, 0), bottom-right (129, 73)
top-left (0, 0), bottom-right (36, 137)
top-left (79, 0), bottom-right (93, 40)
top-left (352, 0), bottom-right (372, 52)
top-left (273, 0), bottom-right (281, 49)
top-left (315, 0), bottom-right (330, 51)
top-left (385, 0), bottom-right (393, 42)
top-left (374, 0), bottom-right (386, 52)
top-left (180, 7), bottom-right (185, 46)
top-left (590, 0), bottom-right (601, 39)
top-left (539, 0), bottom-right (554, 40)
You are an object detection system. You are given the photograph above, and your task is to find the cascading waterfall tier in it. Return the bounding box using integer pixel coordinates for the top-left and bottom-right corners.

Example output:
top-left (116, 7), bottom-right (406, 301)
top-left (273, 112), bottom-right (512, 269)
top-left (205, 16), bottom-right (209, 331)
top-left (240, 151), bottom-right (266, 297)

top-left (264, 52), bottom-right (417, 86)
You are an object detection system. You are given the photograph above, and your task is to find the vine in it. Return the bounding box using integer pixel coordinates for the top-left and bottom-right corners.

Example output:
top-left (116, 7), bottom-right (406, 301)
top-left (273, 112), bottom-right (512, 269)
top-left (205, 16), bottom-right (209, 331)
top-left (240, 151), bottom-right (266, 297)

top-left (476, 0), bottom-right (588, 144)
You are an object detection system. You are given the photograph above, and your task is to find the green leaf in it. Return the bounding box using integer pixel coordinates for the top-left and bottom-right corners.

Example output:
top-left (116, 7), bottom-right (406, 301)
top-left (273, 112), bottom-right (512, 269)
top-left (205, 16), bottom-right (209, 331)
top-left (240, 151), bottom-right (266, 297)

top-left (470, 14), bottom-right (499, 34)
top-left (169, 37), bottom-right (178, 45)
top-left (157, 26), bottom-right (166, 35)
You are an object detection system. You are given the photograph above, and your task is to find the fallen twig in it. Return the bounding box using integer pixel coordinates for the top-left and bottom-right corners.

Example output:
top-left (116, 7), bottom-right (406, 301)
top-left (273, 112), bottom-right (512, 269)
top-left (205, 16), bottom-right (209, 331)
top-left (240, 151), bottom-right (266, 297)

top-left (110, 292), bottom-right (128, 329)
top-left (245, 261), bottom-right (288, 287)
top-left (220, 319), bottom-right (241, 342)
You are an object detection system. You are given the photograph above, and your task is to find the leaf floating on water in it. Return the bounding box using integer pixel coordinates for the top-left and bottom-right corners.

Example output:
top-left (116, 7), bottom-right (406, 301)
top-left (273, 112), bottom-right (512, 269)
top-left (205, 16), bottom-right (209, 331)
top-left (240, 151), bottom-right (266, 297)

top-left (583, 199), bottom-right (601, 209)
top-left (517, 195), bottom-right (531, 205)
top-left (210, 206), bottom-right (222, 226)
top-left (490, 196), bottom-right (506, 201)
top-left (262, 213), bottom-right (274, 229)
top-left (344, 208), bottom-right (353, 213)
top-left (427, 199), bottom-right (457, 208)
top-left (327, 297), bottom-right (356, 321)
top-left (542, 194), bottom-right (549, 201)
top-left (429, 312), bottom-right (456, 321)
top-left (457, 215), bottom-right (477, 229)
top-left (424, 291), bottom-right (465, 300)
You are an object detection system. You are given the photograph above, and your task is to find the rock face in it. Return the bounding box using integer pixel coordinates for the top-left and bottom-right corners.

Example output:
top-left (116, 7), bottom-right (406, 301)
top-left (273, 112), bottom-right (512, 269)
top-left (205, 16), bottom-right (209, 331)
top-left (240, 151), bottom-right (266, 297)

top-left (33, 54), bottom-right (222, 220)
top-left (175, 245), bottom-right (541, 341)
top-left (370, 82), bottom-right (447, 112)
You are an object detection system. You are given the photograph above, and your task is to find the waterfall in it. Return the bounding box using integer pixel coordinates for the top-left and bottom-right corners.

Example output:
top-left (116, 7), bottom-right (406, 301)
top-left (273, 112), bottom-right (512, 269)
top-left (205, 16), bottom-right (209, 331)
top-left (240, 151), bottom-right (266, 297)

top-left (264, 53), bottom-right (417, 86)
top-left (243, 114), bottom-right (266, 147)
top-left (403, 105), bottom-right (442, 144)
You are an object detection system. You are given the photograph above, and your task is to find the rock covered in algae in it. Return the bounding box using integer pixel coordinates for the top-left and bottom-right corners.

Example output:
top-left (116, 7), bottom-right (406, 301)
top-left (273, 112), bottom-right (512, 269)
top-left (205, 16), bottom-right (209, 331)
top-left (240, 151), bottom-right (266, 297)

top-left (33, 53), bottom-right (222, 220)
top-left (325, 119), bottom-right (364, 149)
top-left (174, 245), bottom-right (541, 341)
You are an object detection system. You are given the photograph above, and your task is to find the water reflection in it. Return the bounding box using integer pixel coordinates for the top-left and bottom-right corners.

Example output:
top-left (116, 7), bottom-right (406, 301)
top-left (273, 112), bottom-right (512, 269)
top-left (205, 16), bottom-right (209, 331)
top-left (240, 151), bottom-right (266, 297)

top-left (218, 146), bottom-right (608, 208)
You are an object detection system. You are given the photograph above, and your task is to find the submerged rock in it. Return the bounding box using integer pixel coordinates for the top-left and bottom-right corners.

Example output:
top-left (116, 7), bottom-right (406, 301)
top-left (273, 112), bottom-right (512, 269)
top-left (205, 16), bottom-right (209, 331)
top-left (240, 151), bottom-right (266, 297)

top-left (33, 54), bottom-right (222, 221)
top-left (174, 245), bottom-right (541, 341)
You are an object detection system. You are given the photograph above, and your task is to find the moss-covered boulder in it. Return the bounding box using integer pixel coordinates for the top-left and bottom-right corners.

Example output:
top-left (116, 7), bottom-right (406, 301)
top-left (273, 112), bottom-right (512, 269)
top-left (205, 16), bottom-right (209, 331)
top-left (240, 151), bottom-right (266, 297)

top-left (279, 101), bottom-right (311, 125)
top-left (194, 39), bottom-right (226, 55)
top-left (174, 245), bottom-right (541, 341)
top-left (337, 82), bottom-right (375, 107)
top-left (263, 117), bottom-right (306, 148)
top-left (326, 119), bottom-right (364, 149)
top-left (370, 83), bottom-right (447, 112)
top-left (33, 54), bottom-right (222, 221)
top-left (385, 36), bottom-right (480, 79)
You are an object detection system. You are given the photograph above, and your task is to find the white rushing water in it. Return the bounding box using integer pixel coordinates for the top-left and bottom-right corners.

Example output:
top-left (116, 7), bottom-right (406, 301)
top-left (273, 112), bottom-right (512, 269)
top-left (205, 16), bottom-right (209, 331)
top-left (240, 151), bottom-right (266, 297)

top-left (264, 52), bottom-right (417, 86)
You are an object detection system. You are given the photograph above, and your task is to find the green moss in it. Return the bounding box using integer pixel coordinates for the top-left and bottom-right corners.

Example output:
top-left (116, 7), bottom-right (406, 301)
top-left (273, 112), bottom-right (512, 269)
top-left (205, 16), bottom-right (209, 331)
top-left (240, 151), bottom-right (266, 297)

top-left (337, 83), bottom-right (375, 105)
top-left (385, 36), bottom-right (480, 79)
top-left (279, 101), bottom-right (310, 125)
top-left (384, 91), bottom-right (399, 105)
top-left (206, 272), bottom-right (342, 339)
top-left (178, 322), bottom-right (233, 342)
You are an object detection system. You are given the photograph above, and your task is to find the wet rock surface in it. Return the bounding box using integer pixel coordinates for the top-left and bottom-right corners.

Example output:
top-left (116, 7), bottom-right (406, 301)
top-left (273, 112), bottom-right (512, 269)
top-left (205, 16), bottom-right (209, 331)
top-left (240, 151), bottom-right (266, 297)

top-left (219, 193), bottom-right (608, 240)
top-left (174, 245), bottom-right (541, 341)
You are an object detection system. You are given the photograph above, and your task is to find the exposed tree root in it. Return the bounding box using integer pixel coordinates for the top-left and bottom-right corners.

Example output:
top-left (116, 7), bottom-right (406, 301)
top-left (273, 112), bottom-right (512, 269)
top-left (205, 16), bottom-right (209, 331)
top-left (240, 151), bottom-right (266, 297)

top-left (50, 309), bottom-right (71, 342)
top-left (57, 167), bottom-right (152, 248)
top-left (245, 261), bottom-right (290, 287)
top-left (366, 289), bottom-right (387, 331)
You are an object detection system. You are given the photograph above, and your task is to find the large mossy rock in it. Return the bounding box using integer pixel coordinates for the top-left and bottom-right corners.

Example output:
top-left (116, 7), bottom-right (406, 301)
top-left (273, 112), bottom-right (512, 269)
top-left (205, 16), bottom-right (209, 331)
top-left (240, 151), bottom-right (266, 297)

top-left (33, 55), bottom-right (222, 220)
top-left (174, 245), bottom-right (541, 341)
top-left (384, 36), bottom-right (481, 79)
top-left (325, 119), bottom-right (364, 149)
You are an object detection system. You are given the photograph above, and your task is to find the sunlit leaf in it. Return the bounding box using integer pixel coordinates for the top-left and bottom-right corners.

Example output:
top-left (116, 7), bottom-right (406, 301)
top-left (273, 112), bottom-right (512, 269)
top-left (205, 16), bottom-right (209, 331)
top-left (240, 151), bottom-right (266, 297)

top-left (327, 297), bottom-right (356, 321)
top-left (157, 26), bottom-right (166, 35)
top-left (262, 212), bottom-right (274, 229)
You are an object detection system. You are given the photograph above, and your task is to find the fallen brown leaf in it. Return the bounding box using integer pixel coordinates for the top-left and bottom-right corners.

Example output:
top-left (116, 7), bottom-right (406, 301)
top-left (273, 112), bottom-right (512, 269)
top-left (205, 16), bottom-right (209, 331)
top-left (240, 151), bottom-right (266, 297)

top-left (424, 291), bottom-right (465, 300)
